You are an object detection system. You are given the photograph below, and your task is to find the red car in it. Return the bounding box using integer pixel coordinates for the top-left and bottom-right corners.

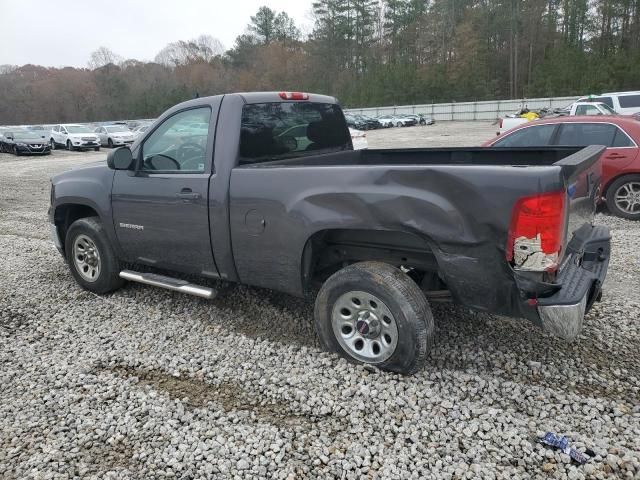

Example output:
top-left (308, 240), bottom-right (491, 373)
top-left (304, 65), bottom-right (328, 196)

top-left (483, 116), bottom-right (640, 220)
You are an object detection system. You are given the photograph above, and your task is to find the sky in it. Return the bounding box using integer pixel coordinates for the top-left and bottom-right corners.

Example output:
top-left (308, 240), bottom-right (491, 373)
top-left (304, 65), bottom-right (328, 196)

top-left (0, 0), bottom-right (313, 68)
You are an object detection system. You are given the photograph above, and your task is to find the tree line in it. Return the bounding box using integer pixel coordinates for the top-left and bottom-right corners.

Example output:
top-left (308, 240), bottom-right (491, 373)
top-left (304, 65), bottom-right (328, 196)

top-left (1, 0), bottom-right (639, 124)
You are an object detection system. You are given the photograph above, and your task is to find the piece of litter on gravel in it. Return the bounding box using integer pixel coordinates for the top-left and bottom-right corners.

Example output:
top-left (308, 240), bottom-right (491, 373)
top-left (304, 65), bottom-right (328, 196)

top-left (539, 432), bottom-right (590, 465)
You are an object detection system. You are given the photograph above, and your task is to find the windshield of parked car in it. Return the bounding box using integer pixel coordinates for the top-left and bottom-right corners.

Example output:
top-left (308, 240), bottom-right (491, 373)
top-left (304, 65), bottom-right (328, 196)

top-left (599, 103), bottom-right (617, 114)
top-left (239, 102), bottom-right (350, 163)
top-left (106, 126), bottom-right (129, 133)
top-left (13, 129), bottom-right (42, 141)
top-left (66, 125), bottom-right (93, 134)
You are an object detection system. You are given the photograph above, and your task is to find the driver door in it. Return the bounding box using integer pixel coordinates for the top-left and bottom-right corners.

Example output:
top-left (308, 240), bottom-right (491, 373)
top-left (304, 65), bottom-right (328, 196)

top-left (111, 106), bottom-right (219, 277)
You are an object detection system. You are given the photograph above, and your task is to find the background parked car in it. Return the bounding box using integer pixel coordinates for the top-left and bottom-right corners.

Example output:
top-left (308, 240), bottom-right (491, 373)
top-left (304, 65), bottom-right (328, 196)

top-left (484, 115), bottom-right (640, 220)
top-left (344, 114), bottom-right (368, 130)
top-left (50, 124), bottom-right (100, 151)
top-left (576, 91), bottom-right (640, 115)
top-left (376, 115), bottom-right (396, 128)
top-left (94, 125), bottom-right (135, 148)
top-left (390, 114), bottom-right (418, 127)
top-left (132, 124), bottom-right (150, 140)
top-left (354, 115), bottom-right (382, 130)
top-left (407, 114), bottom-right (435, 125)
top-left (3, 128), bottom-right (51, 155)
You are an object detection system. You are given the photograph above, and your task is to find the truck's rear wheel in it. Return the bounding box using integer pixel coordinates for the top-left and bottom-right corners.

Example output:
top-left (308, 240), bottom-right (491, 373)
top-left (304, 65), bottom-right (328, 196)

top-left (314, 261), bottom-right (434, 375)
top-left (606, 175), bottom-right (640, 220)
top-left (65, 217), bottom-right (125, 294)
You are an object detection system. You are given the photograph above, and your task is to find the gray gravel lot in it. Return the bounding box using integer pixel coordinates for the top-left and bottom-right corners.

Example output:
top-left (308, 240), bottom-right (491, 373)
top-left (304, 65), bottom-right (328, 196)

top-left (0, 123), bottom-right (638, 480)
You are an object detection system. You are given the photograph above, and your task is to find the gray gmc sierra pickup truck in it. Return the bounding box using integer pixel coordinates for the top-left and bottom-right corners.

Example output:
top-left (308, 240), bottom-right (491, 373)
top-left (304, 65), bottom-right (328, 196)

top-left (49, 91), bottom-right (611, 374)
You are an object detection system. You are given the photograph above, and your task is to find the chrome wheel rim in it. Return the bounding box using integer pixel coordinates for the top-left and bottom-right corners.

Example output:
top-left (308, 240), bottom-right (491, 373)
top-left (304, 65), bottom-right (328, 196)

top-left (614, 181), bottom-right (640, 214)
top-left (73, 234), bottom-right (101, 282)
top-left (331, 291), bottom-right (398, 364)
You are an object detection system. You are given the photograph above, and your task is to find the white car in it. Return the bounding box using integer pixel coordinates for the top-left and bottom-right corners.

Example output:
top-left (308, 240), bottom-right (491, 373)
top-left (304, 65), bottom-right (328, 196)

top-left (497, 101), bottom-right (617, 135)
top-left (349, 128), bottom-right (367, 150)
top-left (132, 124), bottom-right (151, 140)
top-left (576, 91), bottom-right (640, 115)
top-left (376, 116), bottom-right (396, 128)
top-left (50, 124), bottom-right (100, 151)
top-left (94, 125), bottom-right (135, 148)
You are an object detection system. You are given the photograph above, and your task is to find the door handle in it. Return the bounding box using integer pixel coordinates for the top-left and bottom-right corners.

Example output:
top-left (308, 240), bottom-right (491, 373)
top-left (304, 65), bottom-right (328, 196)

top-left (606, 153), bottom-right (626, 159)
top-left (176, 188), bottom-right (201, 200)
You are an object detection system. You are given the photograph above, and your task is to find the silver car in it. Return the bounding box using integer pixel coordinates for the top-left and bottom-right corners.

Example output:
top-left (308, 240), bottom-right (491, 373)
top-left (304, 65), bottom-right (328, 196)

top-left (94, 125), bottom-right (135, 148)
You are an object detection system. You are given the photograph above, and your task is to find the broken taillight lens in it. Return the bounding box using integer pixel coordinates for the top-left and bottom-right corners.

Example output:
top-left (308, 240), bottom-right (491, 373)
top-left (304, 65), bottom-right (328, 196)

top-left (506, 191), bottom-right (566, 268)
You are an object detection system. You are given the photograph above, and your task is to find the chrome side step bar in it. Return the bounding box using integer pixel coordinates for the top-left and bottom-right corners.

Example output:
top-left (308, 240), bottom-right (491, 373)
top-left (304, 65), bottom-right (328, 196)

top-left (119, 270), bottom-right (217, 299)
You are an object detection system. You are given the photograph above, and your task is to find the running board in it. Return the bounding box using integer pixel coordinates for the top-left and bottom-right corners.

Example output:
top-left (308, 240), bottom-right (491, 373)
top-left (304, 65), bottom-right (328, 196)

top-left (119, 270), bottom-right (217, 299)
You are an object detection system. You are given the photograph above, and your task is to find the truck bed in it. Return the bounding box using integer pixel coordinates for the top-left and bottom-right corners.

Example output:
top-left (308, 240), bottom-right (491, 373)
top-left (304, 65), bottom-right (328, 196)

top-left (250, 146), bottom-right (585, 168)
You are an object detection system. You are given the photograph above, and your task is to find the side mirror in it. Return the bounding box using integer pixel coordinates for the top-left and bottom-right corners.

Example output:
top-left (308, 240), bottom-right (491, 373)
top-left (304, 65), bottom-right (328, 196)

top-left (107, 147), bottom-right (134, 170)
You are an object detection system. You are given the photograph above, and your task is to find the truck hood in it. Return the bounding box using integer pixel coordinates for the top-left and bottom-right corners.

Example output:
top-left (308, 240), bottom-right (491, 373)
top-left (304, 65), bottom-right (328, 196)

top-left (51, 161), bottom-right (110, 185)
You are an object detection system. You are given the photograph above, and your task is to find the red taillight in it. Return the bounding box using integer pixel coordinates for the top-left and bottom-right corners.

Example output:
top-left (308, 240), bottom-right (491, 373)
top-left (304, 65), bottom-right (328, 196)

top-left (506, 191), bottom-right (566, 262)
top-left (279, 91), bottom-right (309, 100)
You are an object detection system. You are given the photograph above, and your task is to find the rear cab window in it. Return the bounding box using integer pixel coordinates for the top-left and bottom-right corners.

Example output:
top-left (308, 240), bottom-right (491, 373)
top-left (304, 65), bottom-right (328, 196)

top-left (239, 102), bottom-right (350, 165)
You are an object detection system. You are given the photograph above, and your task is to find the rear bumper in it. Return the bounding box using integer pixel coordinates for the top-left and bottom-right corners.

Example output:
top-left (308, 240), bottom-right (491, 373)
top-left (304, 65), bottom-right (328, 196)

top-left (535, 225), bottom-right (610, 340)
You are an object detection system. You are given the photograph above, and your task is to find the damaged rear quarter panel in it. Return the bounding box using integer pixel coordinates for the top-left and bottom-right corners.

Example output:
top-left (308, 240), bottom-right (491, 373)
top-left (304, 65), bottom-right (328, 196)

top-left (228, 162), bottom-right (564, 317)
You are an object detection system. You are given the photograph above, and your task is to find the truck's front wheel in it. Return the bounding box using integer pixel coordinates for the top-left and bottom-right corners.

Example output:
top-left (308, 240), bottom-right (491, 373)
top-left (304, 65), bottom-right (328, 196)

top-left (65, 217), bottom-right (125, 294)
top-left (315, 261), bottom-right (434, 375)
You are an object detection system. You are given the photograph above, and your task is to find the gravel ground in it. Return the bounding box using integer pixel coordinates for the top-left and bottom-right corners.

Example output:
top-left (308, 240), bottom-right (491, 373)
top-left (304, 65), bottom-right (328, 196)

top-left (0, 124), bottom-right (639, 480)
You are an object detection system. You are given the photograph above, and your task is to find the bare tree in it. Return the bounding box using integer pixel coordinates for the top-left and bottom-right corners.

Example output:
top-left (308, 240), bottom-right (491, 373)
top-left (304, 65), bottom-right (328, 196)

top-left (88, 47), bottom-right (123, 69)
top-left (154, 35), bottom-right (224, 66)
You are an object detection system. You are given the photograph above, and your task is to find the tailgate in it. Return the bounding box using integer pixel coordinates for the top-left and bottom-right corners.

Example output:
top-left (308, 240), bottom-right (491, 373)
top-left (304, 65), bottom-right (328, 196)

top-left (553, 144), bottom-right (605, 244)
top-left (508, 145), bottom-right (605, 272)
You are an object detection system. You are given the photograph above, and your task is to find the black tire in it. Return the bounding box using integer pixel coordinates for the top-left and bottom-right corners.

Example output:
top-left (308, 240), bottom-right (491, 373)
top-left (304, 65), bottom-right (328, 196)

top-left (13, 146), bottom-right (20, 156)
top-left (314, 261), bottom-right (434, 375)
top-left (94, 147), bottom-right (100, 152)
top-left (107, 138), bottom-right (113, 148)
top-left (65, 217), bottom-right (125, 294)
top-left (605, 174), bottom-right (640, 220)
top-left (67, 140), bottom-right (74, 151)
top-left (50, 138), bottom-right (56, 150)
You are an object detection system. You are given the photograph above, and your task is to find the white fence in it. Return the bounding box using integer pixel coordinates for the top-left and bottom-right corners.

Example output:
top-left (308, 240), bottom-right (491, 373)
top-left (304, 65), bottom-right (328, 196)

top-left (344, 96), bottom-right (580, 121)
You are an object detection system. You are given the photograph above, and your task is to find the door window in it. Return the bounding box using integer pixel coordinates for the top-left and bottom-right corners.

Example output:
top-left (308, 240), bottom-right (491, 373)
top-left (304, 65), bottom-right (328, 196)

top-left (141, 107), bottom-right (211, 172)
top-left (492, 124), bottom-right (556, 147)
top-left (618, 94), bottom-right (640, 108)
top-left (612, 127), bottom-right (634, 147)
top-left (555, 123), bottom-right (616, 146)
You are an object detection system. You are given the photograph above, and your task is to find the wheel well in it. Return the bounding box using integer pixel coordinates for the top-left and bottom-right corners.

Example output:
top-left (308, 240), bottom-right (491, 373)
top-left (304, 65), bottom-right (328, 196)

top-left (603, 173), bottom-right (640, 198)
top-left (54, 204), bottom-right (99, 251)
top-left (301, 228), bottom-right (442, 291)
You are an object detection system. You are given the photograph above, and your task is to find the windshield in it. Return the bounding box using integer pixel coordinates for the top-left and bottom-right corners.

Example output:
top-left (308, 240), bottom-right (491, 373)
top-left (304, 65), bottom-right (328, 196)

top-left (66, 125), bottom-right (93, 134)
top-left (14, 130), bottom-right (42, 140)
top-left (106, 126), bottom-right (129, 133)
top-left (599, 104), bottom-right (617, 114)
